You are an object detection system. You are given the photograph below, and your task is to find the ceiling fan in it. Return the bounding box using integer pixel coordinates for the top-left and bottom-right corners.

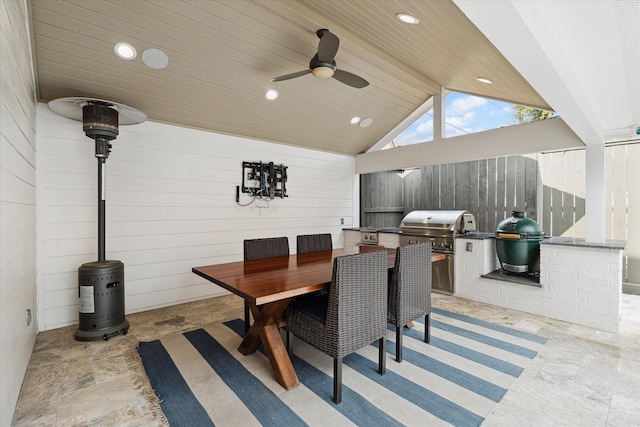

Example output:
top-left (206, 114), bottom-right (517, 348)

top-left (271, 29), bottom-right (369, 89)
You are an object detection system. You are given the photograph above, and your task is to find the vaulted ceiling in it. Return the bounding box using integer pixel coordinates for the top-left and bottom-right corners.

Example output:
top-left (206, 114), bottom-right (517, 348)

top-left (28, 0), bottom-right (639, 157)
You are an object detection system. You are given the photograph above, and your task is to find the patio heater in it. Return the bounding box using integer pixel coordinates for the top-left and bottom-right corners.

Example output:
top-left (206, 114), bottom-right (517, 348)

top-left (48, 97), bottom-right (146, 341)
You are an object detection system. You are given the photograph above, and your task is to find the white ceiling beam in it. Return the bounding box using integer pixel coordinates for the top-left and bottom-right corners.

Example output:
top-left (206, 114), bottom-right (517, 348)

top-left (366, 96), bottom-right (435, 153)
top-left (355, 118), bottom-right (584, 174)
top-left (453, 0), bottom-right (605, 146)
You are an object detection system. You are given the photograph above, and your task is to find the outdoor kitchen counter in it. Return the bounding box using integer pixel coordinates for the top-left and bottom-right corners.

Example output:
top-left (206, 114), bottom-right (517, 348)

top-left (454, 232), bottom-right (493, 240)
top-left (342, 227), bottom-right (401, 233)
top-left (540, 236), bottom-right (627, 250)
top-left (455, 232), bottom-right (628, 249)
top-left (455, 234), bottom-right (627, 333)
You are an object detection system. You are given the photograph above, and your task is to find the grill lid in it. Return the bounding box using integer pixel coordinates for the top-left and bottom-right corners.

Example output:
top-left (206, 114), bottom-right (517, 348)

top-left (400, 210), bottom-right (476, 236)
top-left (495, 210), bottom-right (543, 239)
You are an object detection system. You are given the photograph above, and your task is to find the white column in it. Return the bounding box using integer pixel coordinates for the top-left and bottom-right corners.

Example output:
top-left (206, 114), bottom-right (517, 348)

top-left (585, 143), bottom-right (606, 243)
top-left (432, 89), bottom-right (445, 141)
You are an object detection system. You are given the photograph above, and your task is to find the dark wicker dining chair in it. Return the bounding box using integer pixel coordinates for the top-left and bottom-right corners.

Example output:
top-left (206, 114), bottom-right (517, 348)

top-left (285, 250), bottom-right (387, 404)
top-left (296, 233), bottom-right (332, 254)
top-left (387, 242), bottom-right (432, 362)
top-left (242, 237), bottom-right (289, 333)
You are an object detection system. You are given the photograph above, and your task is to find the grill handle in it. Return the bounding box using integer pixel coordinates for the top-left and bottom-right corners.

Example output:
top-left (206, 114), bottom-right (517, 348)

top-left (496, 232), bottom-right (544, 240)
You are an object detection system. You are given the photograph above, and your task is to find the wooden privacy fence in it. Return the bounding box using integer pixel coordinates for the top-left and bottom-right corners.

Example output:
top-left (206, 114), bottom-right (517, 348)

top-left (361, 155), bottom-right (540, 233)
top-left (539, 143), bottom-right (639, 284)
top-left (360, 142), bottom-right (639, 284)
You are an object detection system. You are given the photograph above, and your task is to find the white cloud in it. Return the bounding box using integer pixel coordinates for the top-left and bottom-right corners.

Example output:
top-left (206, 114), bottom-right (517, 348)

top-left (447, 112), bottom-right (475, 128)
top-left (392, 92), bottom-right (521, 146)
top-left (415, 119), bottom-right (433, 137)
top-left (449, 95), bottom-right (486, 114)
top-left (395, 114), bottom-right (434, 146)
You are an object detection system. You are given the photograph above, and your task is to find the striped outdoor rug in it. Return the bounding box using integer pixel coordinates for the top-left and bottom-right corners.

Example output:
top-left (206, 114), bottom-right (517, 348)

top-left (137, 308), bottom-right (547, 427)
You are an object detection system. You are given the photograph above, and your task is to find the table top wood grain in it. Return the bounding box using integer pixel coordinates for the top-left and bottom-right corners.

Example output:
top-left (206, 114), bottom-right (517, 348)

top-left (193, 246), bottom-right (397, 305)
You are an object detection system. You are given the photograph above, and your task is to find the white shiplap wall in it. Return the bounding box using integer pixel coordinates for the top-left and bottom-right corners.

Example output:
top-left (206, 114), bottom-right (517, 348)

top-left (37, 104), bottom-right (356, 330)
top-left (1, 0), bottom-right (38, 424)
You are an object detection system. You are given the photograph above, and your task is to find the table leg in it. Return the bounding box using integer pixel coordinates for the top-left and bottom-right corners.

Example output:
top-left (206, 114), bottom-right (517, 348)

top-left (238, 299), bottom-right (299, 390)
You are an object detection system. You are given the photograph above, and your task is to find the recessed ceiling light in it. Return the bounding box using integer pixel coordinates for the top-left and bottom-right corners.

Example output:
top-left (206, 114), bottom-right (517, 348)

top-left (265, 89), bottom-right (279, 100)
top-left (359, 118), bottom-right (373, 128)
top-left (350, 116), bottom-right (361, 125)
top-left (114, 43), bottom-right (137, 60)
top-left (142, 48), bottom-right (169, 69)
top-left (396, 13), bottom-right (419, 25)
top-left (477, 77), bottom-right (494, 84)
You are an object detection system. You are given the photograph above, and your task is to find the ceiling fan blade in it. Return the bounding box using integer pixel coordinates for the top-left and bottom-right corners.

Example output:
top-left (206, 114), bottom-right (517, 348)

top-left (271, 69), bottom-right (311, 82)
top-left (317, 30), bottom-right (339, 63)
top-left (332, 69), bottom-right (369, 88)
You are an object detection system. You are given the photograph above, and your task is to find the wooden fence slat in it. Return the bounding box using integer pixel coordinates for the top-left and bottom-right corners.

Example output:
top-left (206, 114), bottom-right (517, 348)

top-left (515, 156), bottom-right (526, 214)
top-left (610, 145), bottom-right (627, 240)
top-left (561, 151), bottom-right (575, 235)
top-left (425, 165), bottom-right (433, 209)
top-left (524, 156), bottom-right (538, 222)
top-left (542, 184), bottom-right (552, 236)
top-left (545, 153), bottom-right (566, 236)
top-left (431, 165), bottom-right (440, 208)
top-left (442, 164), bottom-right (455, 209)
top-left (404, 169), bottom-right (421, 215)
top-left (487, 158), bottom-right (497, 232)
top-left (626, 144), bottom-right (640, 283)
top-left (604, 148), bottom-right (614, 239)
top-left (505, 156), bottom-right (517, 217)
top-left (478, 159), bottom-right (488, 231)
top-left (496, 157), bottom-right (507, 223)
top-left (455, 161), bottom-right (471, 210)
top-left (470, 160), bottom-right (479, 216)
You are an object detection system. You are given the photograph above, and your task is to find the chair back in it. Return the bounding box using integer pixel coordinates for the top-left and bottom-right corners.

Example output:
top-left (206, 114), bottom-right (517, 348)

top-left (296, 233), bottom-right (332, 254)
top-left (388, 243), bottom-right (432, 326)
top-left (326, 250), bottom-right (387, 357)
top-left (243, 237), bottom-right (289, 261)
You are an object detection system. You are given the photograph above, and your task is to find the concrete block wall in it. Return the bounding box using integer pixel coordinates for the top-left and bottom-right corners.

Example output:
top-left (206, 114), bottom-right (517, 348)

top-left (455, 237), bottom-right (623, 333)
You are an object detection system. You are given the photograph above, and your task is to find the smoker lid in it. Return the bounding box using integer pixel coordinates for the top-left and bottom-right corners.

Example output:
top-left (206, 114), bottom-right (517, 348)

top-left (400, 210), bottom-right (476, 234)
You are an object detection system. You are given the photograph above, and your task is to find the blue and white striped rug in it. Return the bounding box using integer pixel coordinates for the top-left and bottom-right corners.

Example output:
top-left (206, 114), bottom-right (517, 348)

top-left (137, 308), bottom-right (547, 427)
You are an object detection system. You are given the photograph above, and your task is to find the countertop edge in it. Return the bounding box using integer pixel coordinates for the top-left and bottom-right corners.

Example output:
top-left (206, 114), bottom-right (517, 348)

top-left (539, 237), bottom-right (627, 250)
top-left (342, 227), bottom-right (401, 234)
top-left (454, 232), bottom-right (494, 240)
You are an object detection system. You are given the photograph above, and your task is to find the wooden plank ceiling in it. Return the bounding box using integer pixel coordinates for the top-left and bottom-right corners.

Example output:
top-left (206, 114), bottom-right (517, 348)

top-left (29, 0), bottom-right (549, 156)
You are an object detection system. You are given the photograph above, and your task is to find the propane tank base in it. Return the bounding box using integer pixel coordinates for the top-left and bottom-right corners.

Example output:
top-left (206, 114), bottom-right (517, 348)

top-left (75, 319), bottom-right (129, 341)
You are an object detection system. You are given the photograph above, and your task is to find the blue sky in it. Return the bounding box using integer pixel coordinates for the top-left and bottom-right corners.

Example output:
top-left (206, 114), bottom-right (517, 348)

top-left (393, 91), bottom-right (519, 146)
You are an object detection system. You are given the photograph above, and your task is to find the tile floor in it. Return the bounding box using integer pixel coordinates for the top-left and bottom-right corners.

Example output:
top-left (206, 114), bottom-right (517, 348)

top-left (11, 293), bottom-right (640, 426)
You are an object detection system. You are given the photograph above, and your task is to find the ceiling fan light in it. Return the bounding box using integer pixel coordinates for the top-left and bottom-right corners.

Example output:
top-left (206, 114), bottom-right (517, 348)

top-left (312, 66), bottom-right (334, 79)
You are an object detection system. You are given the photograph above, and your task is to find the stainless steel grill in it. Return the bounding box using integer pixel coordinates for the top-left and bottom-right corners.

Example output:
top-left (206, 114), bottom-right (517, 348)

top-left (399, 210), bottom-right (476, 294)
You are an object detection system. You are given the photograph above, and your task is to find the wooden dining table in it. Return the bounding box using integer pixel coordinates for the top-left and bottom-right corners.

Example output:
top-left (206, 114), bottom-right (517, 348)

top-left (192, 245), bottom-right (444, 390)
